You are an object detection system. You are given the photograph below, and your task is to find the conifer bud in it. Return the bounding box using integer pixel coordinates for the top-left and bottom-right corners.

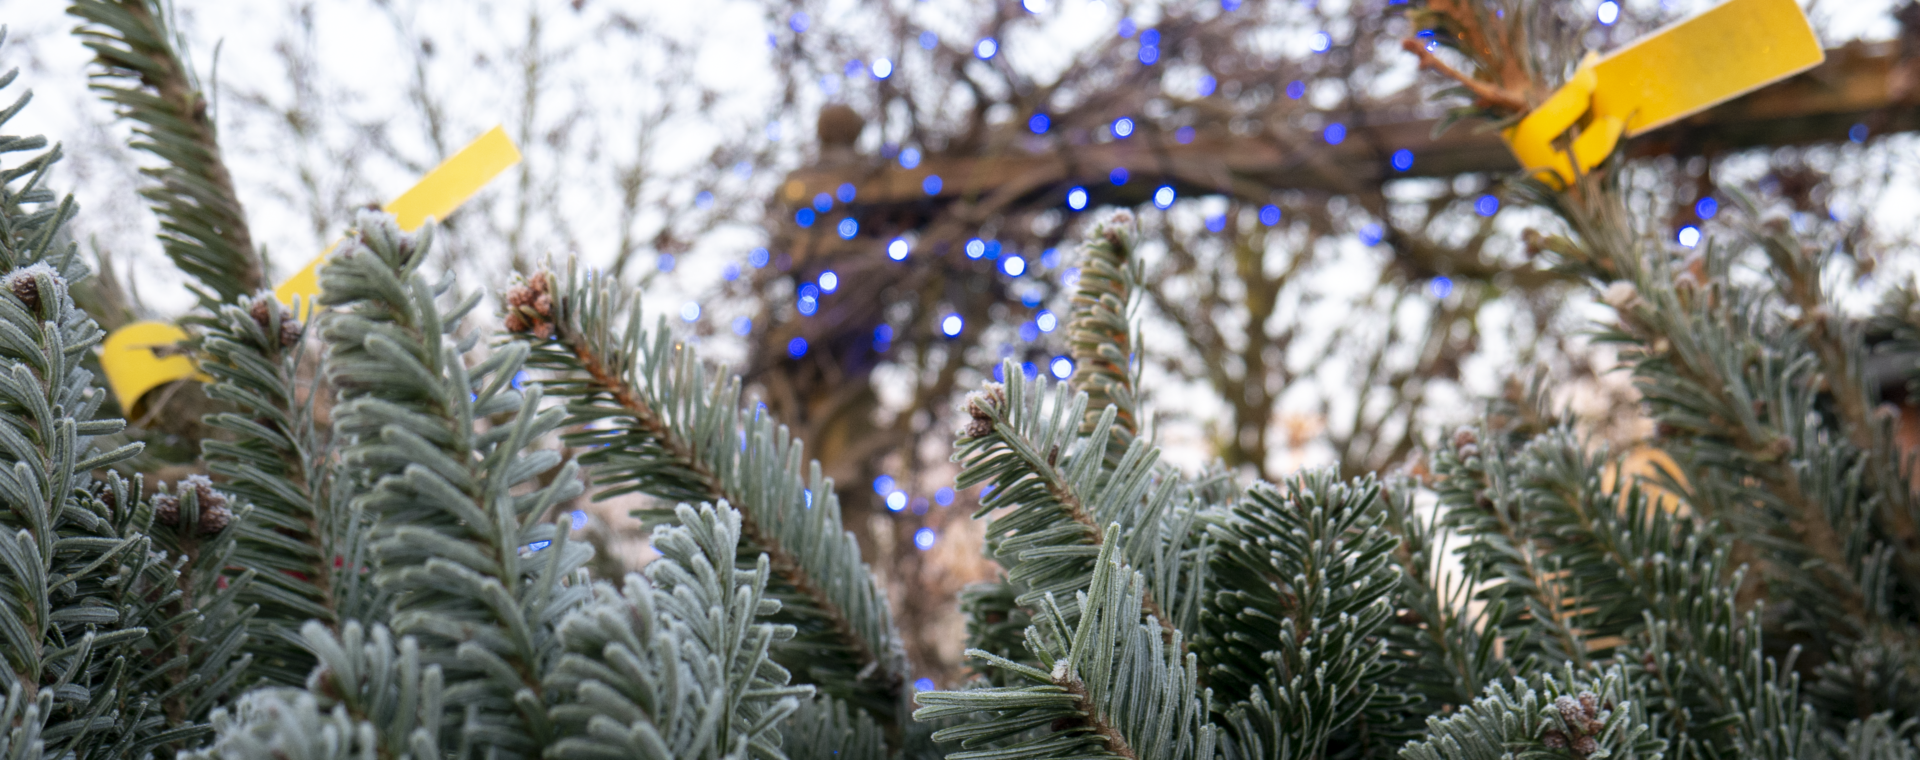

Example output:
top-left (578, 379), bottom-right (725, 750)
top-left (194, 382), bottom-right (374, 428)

top-left (249, 298), bottom-right (304, 348)
top-left (153, 474), bottom-right (234, 535)
top-left (504, 272), bottom-right (557, 340)
top-left (6, 264), bottom-right (58, 320)
top-left (963, 383), bottom-right (1006, 438)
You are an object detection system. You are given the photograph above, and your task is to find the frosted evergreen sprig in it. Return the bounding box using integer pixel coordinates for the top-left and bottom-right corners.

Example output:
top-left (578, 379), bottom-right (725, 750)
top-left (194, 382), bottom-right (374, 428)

top-left (953, 361), bottom-right (1199, 638)
top-left (0, 56), bottom-right (84, 281)
top-left (189, 295), bottom-right (347, 686)
top-left (914, 532), bottom-right (1221, 760)
top-left (318, 211), bottom-right (588, 754)
top-left (500, 263), bottom-right (910, 732)
top-left (1400, 666), bottom-right (1663, 760)
top-left (1065, 211), bottom-right (1145, 465)
top-left (546, 502), bottom-right (810, 760)
top-left (1199, 469), bottom-right (1404, 758)
top-left (69, 0), bottom-right (263, 304)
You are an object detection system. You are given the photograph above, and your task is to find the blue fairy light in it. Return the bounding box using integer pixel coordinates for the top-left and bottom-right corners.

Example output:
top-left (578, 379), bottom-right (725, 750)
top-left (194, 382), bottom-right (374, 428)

top-left (1430, 276), bottom-right (1454, 298)
top-left (966, 239), bottom-right (986, 259)
top-left (788, 13), bottom-right (809, 33)
top-left (1153, 185), bottom-right (1175, 209)
top-left (570, 510), bottom-right (588, 531)
top-left (749, 247), bottom-right (770, 268)
top-left (1139, 45), bottom-right (1159, 65)
top-left (1310, 31), bottom-right (1332, 52)
top-left (813, 193), bottom-right (833, 212)
top-left (934, 486), bottom-right (954, 506)
top-left (819, 271), bottom-right (839, 292)
top-left (1019, 321), bottom-right (1040, 342)
top-left (1850, 123), bottom-right (1869, 142)
top-left (1021, 362), bottom-right (1039, 379)
top-left (695, 190), bottom-right (713, 209)
top-left (657, 253), bottom-right (676, 272)
top-left (899, 147), bottom-right (922, 169)
top-left (734, 161), bottom-right (753, 178)
top-left (1596, 0), bottom-right (1620, 24)
top-left (795, 208), bottom-right (815, 227)
top-left (787, 337), bottom-right (808, 358)
top-left (1113, 117), bottom-right (1135, 138)
top-left (1119, 18), bottom-right (1137, 37)
top-left (885, 491), bottom-right (907, 511)
top-left (1206, 215), bottom-right (1225, 233)
top-left (1392, 149), bottom-right (1414, 171)
top-left (1003, 256), bottom-right (1026, 277)
top-left (1067, 186), bottom-right (1089, 210)
top-left (923, 174), bottom-right (943, 194)
top-left (941, 314), bottom-right (963, 337)
top-left (873, 324), bottom-right (893, 351)
top-left (1029, 113), bottom-right (1051, 134)
top-left (723, 263), bottom-right (740, 281)
top-left (872, 58), bottom-right (893, 78)
top-left (873, 475), bottom-right (896, 495)
top-left (1359, 223), bottom-right (1383, 245)
top-left (837, 218), bottom-right (859, 239)
top-left (1197, 74), bottom-right (1216, 97)
top-left (1110, 167), bottom-right (1130, 185)
top-left (1260, 204), bottom-right (1282, 226)
top-left (1141, 29), bottom-right (1161, 46)
top-left (919, 31), bottom-right (937, 49)
top-left (888, 238), bottom-right (910, 260)
top-left (1019, 286), bottom-right (1042, 307)
top-left (1175, 126), bottom-right (1195, 144)
top-left (1324, 123), bottom-right (1346, 145)
top-left (914, 527), bottom-right (936, 550)
top-left (1474, 195), bottom-right (1500, 216)
top-left (1050, 356), bottom-right (1074, 379)
top-left (1695, 197), bottom-right (1718, 220)
top-left (983, 240), bottom-right (1002, 259)
top-left (836, 183), bottom-right (857, 202)
top-left (1286, 80), bottom-right (1306, 99)
top-left (1040, 248), bottom-right (1060, 268)
top-left (975, 38), bottom-right (998, 59)
top-left (679, 301), bottom-right (700, 322)
top-left (914, 677), bottom-right (936, 691)
top-left (844, 60), bottom-right (864, 76)
top-left (1036, 310), bottom-right (1058, 332)
top-left (732, 316), bottom-right (752, 336)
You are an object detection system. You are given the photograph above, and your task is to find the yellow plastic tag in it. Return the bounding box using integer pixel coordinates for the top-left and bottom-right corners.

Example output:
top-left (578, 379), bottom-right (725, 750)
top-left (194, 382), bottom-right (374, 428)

top-left (103, 126), bottom-right (521, 411)
top-left (275, 125), bottom-right (522, 309)
top-left (99, 321), bottom-right (211, 413)
top-left (1505, 0), bottom-right (1823, 185)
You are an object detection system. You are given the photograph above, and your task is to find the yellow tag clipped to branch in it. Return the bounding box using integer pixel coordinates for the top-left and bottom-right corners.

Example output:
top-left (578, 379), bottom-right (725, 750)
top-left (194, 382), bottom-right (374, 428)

top-left (1504, 0), bottom-right (1824, 186)
top-left (101, 126), bottom-right (522, 412)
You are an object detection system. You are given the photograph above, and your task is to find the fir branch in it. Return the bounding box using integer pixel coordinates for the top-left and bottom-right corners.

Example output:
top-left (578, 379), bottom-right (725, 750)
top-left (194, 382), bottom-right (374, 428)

top-left (1198, 470), bottom-right (1404, 758)
top-left (69, 0), bottom-right (263, 304)
top-left (545, 503), bottom-right (809, 760)
top-left (501, 264), bottom-right (910, 731)
top-left (319, 211), bottom-right (588, 755)
top-left (954, 364), bottom-right (1196, 643)
top-left (190, 295), bottom-right (340, 686)
top-left (188, 620), bottom-right (450, 760)
top-left (1066, 211), bottom-right (1145, 465)
top-left (0, 56), bottom-right (84, 281)
top-left (914, 532), bottom-right (1220, 760)
top-left (1400, 666), bottom-right (1663, 760)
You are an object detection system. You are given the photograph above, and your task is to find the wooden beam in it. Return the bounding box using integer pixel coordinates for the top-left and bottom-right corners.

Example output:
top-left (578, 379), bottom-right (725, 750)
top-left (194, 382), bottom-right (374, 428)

top-left (779, 43), bottom-right (1918, 223)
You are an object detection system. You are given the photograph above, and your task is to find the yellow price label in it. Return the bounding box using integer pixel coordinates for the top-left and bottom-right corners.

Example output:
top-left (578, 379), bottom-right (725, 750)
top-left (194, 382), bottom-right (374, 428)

top-left (103, 126), bottom-right (521, 411)
top-left (1505, 0), bottom-right (1824, 185)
